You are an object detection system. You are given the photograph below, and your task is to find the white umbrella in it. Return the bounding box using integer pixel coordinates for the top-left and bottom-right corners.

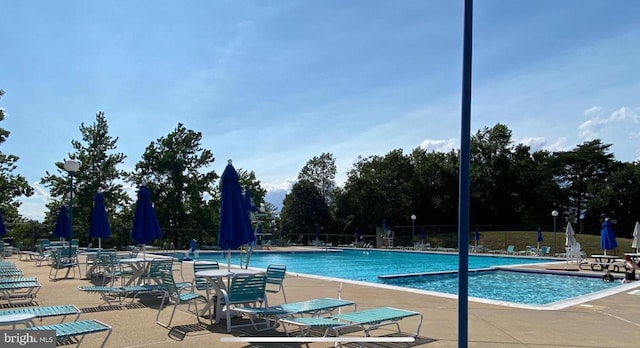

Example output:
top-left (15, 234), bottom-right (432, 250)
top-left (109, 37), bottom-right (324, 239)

top-left (632, 221), bottom-right (639, 254)
top-left (565, 222), bottom-right (577, 248)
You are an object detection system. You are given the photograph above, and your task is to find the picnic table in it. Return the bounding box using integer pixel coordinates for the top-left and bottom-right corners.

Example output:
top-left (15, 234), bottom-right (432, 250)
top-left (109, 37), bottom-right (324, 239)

top-left (579, 254), bottom-right (622, 272)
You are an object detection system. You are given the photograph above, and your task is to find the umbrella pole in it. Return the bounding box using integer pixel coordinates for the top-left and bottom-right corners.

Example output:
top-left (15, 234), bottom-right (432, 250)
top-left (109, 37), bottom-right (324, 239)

top-left (142, 244), bottom-right (146, 259)
top-left (227, 250), bottom-right (231, 272)
top-left (98, 238), bottom-right (101, 250)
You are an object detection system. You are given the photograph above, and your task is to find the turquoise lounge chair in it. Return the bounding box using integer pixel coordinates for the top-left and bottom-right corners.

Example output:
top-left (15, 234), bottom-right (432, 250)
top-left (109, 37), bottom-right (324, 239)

top-left (0, 304), bottom-right (81, 323)
top-left (0, 277), bottom-right (37, 283)
top-left (0, 281), bottom-right (41, 305)
top-left (26, 319), bottom-right (112, 348)
top-left (280, 306), bottom-right (423, 345)
top-left (233, 297), bottom-right (356, 331)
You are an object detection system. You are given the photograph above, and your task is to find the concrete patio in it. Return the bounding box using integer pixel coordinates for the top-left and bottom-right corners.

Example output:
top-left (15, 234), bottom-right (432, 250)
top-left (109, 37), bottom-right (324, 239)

top-left (3, 250), bottom-right (640, 347)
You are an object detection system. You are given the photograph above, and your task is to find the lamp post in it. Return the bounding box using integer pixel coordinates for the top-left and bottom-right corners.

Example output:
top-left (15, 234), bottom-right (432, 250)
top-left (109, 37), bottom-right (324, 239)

top-left (64, 160), bottom-right (80, 258)
top-left (411, 214), bottom-right (416, 244)
top-left (552, 210), bottom-right (559, 257)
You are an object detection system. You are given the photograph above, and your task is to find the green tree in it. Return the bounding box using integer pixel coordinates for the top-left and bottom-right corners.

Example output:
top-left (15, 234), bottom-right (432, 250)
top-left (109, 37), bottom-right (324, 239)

top-left (0, 89), bottom-right (34, 222)
top-left (553, 139), bottom-right (615, 233)
top-left (40, 112), bottom-right (129, 246)
top-left (280, 180), bottom-right (330, 243)
top-left (409, 147), bottom-right (459, 225)
top-left (335, 149), bottom-right (414, 235)
top-left (585, 160), bottom-right (640, 235)
top-left (469, 124), bottom-right (562, 226)
top-left (129, 123), bottom-right (218, 247)
top-left (298, 153), bottom-right (337, 204)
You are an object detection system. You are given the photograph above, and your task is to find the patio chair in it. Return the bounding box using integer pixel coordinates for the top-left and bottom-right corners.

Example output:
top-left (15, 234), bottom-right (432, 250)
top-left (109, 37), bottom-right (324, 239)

top-left (566, 243), bottom-right (584, 263)
top-left (265, 264), bottom-right (287, 303)
top-left (539, 246), bottom-right (551, 256)
top-left (218, 273), bottom-right (268, 333)
top-left (144, 258), bottom-right (173, 284)
top-left (191, 261), bottom-right (220, 319)
top-left (31, 243), bottom-right (51, 266)
top-left (0, 304), bottom-right (81, 323)
top-left (98, 251), bottom-right (125, 286)
top-left (155, 270), bottom-right (208, 328)
top-left (280, 306), bottom-right (423, 346)
top-left (26, 319), bottom-right (112, 348)
top-left (49, 248), bottom-right (80, 280)
top-left (0, 281), bottom-right (41, 305)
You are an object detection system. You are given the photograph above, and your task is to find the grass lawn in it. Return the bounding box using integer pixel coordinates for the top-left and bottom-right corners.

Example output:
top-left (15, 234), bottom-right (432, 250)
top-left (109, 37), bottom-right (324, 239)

top-left (428, 230), bottom-right (634, 257)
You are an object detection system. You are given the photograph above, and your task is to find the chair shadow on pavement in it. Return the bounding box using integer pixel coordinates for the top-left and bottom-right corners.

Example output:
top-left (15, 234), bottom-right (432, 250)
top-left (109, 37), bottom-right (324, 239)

top-left (168, 322), bottom-right (210, 341)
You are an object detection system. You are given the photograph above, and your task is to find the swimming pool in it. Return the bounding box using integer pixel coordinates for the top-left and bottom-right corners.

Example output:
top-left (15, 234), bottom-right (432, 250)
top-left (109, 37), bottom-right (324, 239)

top-left (380, 269), bottom-right (619, 305)
top-left (170, 249), bottom-right (625, 307)
top-left (182, 249), bottom-right (551, 283)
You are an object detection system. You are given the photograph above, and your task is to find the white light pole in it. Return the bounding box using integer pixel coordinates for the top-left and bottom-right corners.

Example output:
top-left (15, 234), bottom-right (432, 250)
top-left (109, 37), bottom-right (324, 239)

top-left (552, 210), bottom-right (559, 257)
top-left (411, 215), bottom-right (416, 244)
top-left (64, 160), bottom-right (80, 258)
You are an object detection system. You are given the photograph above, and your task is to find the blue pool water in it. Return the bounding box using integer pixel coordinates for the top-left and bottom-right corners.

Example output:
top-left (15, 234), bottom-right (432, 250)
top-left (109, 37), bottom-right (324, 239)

top-left (186, 249), bottom-right (550, 282)
top-left (381, 270), bottom-right (619, 305)
top-left (173, 249), bottom-right (620, 306)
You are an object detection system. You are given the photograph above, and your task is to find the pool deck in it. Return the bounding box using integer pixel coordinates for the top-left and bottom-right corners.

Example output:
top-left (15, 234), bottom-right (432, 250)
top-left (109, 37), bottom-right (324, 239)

top-left (5, 248), bottom-right (640, 347)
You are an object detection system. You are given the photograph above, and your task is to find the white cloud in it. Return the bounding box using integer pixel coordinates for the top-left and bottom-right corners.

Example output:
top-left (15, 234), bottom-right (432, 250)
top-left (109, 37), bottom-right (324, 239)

top-left (517, 137), bottom-right (546, 151)
top-left (544, 137), bottom-right (572, 153)
top-left (418, 138), bottom-right (459, 153)
top-left (263, 177), bottom-right (296, 193)
top-left (17, 182), bottom-right (50, 221)
top-left (583, 106), bottom-right (603, 116)
top-left (263, 177), bottom-right (296, 212)
top-left (579, 106), bottom-right (639, 140)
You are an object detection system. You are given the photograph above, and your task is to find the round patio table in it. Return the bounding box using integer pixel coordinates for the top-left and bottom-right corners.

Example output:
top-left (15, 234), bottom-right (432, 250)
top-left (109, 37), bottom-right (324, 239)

top-left (0, 313), bottom-right (36, 329)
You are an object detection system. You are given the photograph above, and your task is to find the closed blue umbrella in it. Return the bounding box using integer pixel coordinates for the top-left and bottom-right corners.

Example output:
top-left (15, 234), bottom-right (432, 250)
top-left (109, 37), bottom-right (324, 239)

top-left (537, 228), bottom-right (543, 249)
top-left (420, 228), bottom-right (426, 243)
top-left (315, 226), bottom-right (320, 244)
top-left (218, 160), bottom-right (254, 271)
top-left (354, 228), bottom-right (359, 242)
top-left (88, 193), bottom-right (111, 249)
top-left (131, 185), bottom-right (163, 259)
top-left (474, 228), bottom-right (480, 247)
top-left (53, 205), bottom-right (71, 241)
top-left (280, 227), bottom-right (285, 239)
top-left (600, 218), bottom-right (617, 255)
top-left (0, 211), bottom-right (6, 237)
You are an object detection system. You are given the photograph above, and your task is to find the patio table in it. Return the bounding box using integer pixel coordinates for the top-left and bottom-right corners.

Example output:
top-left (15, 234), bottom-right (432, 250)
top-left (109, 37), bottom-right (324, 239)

top-left (589, 255), bottom-right (622, 272)
top-left (194, 268), bottom-right (264, 324)
top-left (0, 313), bottom-right (36, 329)
top-left (118, 258), bottom-right (157, 286)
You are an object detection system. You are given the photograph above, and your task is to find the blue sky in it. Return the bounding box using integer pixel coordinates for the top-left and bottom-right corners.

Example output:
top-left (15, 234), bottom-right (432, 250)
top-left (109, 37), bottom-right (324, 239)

top-left (1, 1), bottom-right (639, 221)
